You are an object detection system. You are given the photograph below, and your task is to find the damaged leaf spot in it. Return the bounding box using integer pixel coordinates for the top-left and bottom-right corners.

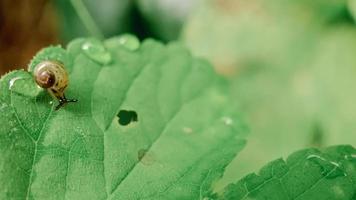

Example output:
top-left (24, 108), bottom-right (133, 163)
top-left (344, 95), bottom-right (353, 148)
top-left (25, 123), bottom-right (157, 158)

top-left (182, 127), bottom-right (193, 134)
top-left (117, 110), bottom-right (138, 126)
top-left (137, 149), bottom-right (156, 166)
top-left (138, 149), bottom-right (147, 161)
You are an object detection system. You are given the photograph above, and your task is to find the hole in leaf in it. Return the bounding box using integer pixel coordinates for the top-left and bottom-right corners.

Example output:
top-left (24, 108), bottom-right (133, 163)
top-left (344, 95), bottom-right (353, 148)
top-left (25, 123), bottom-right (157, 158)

top-left (117, 110), bottom-right (138, 126)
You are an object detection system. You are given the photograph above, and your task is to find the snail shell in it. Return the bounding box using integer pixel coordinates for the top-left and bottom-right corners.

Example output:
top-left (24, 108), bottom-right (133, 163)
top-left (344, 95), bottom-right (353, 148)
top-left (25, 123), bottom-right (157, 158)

top-left (34, 60), bottom-right (68, 99)
top-left (33, 60), bottom-right (77, 110)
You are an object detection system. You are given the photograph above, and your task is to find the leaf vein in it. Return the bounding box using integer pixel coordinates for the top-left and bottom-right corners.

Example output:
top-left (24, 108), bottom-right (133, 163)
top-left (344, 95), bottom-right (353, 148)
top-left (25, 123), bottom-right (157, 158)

top-left (108, 57), bottom-right (212, 199)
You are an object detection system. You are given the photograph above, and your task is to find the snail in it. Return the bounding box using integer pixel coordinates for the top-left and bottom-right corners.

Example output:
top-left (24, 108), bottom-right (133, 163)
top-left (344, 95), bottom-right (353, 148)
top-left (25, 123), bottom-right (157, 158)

top-left (33, 60), bottom-right (77, 110)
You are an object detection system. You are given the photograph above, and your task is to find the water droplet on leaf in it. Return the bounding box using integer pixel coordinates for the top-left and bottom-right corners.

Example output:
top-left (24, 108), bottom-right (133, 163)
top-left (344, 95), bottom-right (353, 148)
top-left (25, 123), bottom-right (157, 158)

top-left (307, 154), bottom-right (346, 179)
top-left (9, 77), bottom-right (24, 89)
top-left (82, 39), bottom-right (112, 65)
top-left (116, 35), bottom-right (140, 51)
top-left (222, 116), bottom-right (233, 125)
top-left (8, 76), bottom-right (42, 97)
top-left (344, 154), bottom-right (356, 161)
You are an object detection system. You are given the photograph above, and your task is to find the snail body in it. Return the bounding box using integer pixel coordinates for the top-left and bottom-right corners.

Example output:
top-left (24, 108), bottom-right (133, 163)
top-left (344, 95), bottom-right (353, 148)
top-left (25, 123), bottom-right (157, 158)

top-left (34, 60), bottom-right (77, 110)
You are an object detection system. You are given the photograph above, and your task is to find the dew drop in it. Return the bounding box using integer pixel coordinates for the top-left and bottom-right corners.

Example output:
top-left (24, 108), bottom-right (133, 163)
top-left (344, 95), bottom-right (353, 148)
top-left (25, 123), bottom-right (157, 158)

top-left (116, 34), bottom-right (140, 51)
top-left (9, 77), bottom-right (24, 90)
top-left (8, 76), bottom-right (42, 97)
top-left (82, 39), bottom-right (112, 65)
top-left (344, 154), bottom-right (356, 161)
top-left (307, 154), bottom-right (346, 179)
top-left (307, 154), bottom-right (325, 161)
top-left (222, 116), bottom-right (233, 125)
top-left (182, 127), bottom-right (193, 134)
top-left (345, 154), bottom-right (356, 160)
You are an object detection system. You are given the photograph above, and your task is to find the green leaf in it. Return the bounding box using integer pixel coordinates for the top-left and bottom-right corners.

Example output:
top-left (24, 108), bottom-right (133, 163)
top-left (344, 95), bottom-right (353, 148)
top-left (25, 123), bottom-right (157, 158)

top-left (219, 26), bottom-right (356, 188)
top-left (0, 35), bottom-right (246, 199)
top-left (216, 145), bottom-right (356, 200)
top-left (348, 0), bottom-right (356, 22)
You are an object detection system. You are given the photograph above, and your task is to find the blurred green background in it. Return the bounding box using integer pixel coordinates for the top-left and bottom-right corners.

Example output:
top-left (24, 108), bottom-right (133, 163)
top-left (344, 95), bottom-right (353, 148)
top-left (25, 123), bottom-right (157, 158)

top-left (1, 0), bottom-right (356, 189)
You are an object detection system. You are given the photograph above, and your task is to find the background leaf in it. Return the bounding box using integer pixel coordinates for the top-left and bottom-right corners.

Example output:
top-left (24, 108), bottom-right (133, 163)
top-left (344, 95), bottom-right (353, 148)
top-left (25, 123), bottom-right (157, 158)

top-left (216, 145), bottom-right (356, 200)
top-left (181, 0), bottom-right (356, 188)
